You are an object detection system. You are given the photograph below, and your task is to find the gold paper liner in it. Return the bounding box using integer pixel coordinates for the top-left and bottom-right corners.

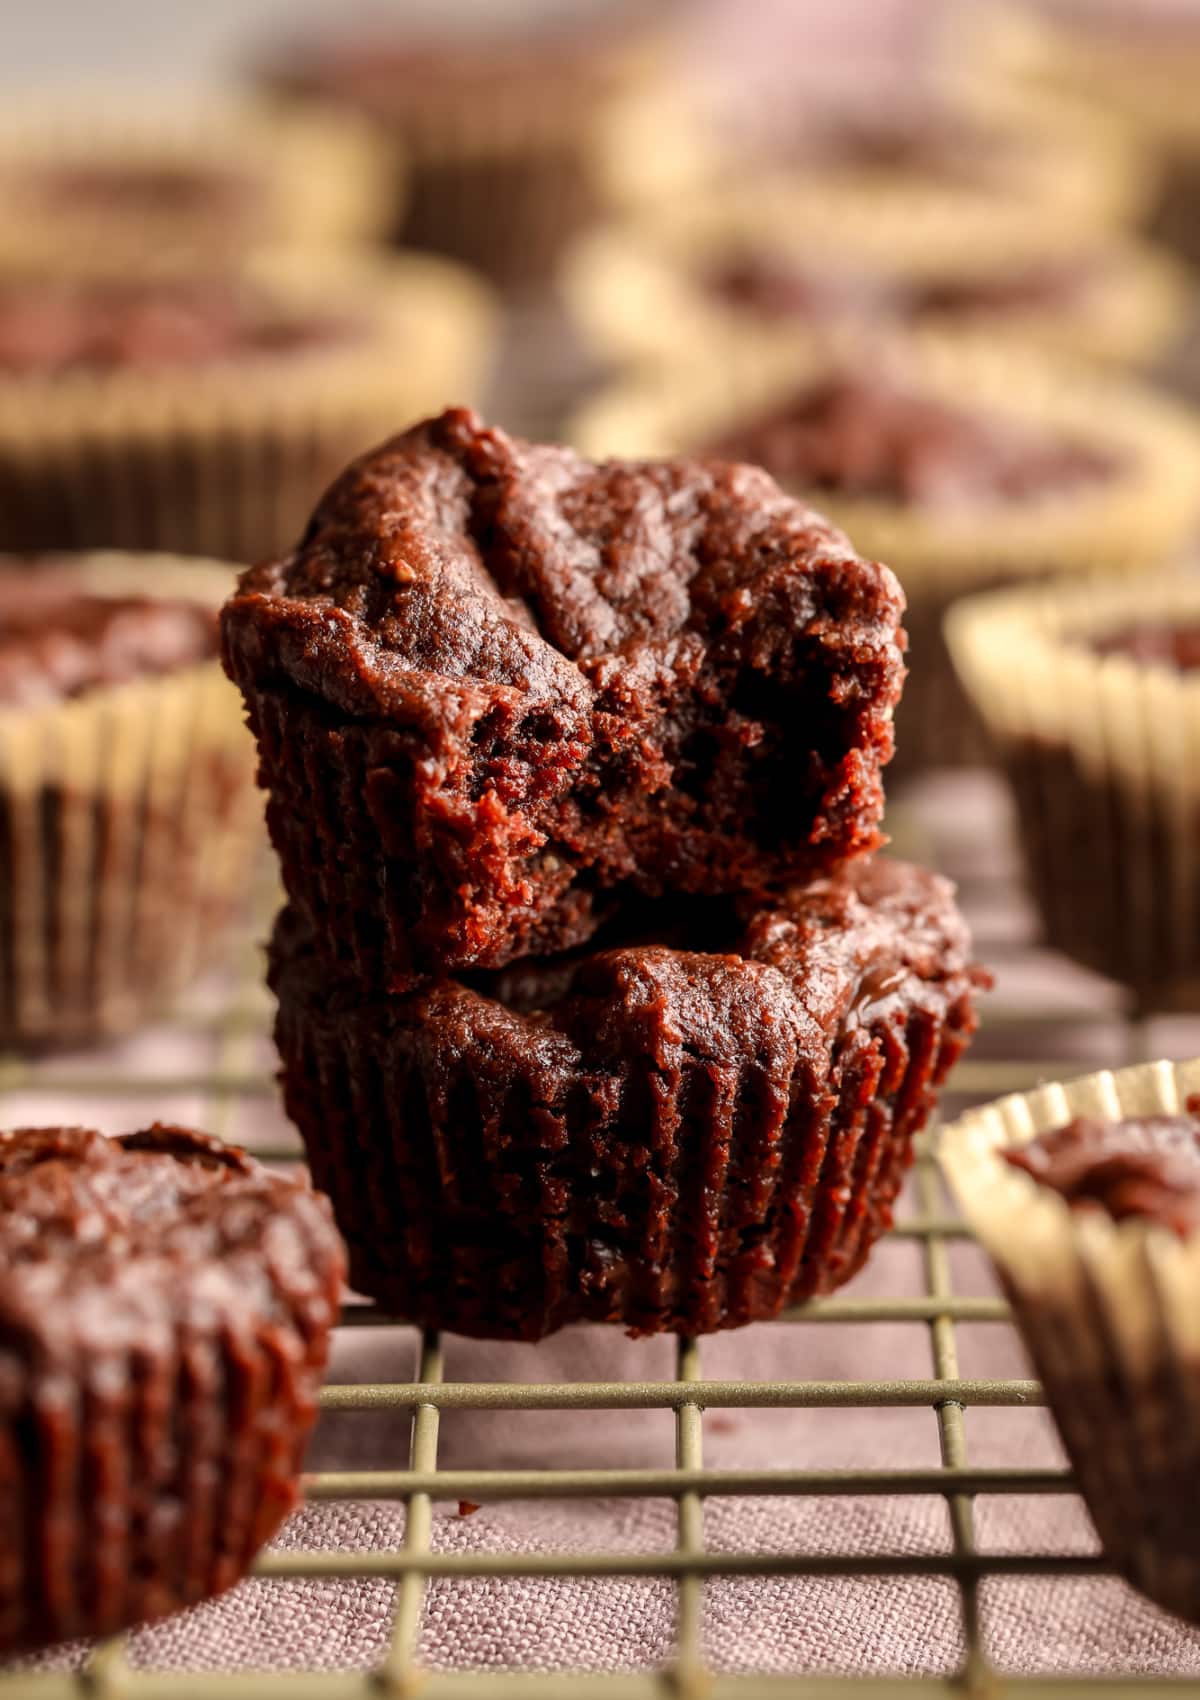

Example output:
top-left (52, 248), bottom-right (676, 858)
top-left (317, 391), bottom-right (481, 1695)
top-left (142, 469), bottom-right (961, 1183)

top-left (0, 553), bottom-right (261, 1047)
top-left (947, 574), bottom-right (1200, 1005)
top-left (563, 182), bottom-right (1190, 372)
top-left (0, 249), bottom-right (499, 562)
top-left (1029, 9), bottom-right (1200, 152)
top-left (570, 333), bottom-right (1200, 773)
top-left (0, 91), bottom-right (396, 263)
top-left (940, 1058), bottom-right (1200, 1622)
top-left (595, 72), bottom-right (1155, 231)
top-left (264, 18), bottom-right (672, 288)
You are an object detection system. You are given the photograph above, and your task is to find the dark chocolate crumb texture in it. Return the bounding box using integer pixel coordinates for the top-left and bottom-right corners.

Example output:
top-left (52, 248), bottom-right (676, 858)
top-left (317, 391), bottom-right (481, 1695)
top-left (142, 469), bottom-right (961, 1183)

top-left (222, 407), bottom-right (907, 988)
top-left (0, 564), bottom-right (217, 708)
top-left (271, 857), bottom-right (984, 1340)
top-left (0, 1125), bottom-right (345, 1655)
top-left (1006, 1110), bottom-right (1200, 1237)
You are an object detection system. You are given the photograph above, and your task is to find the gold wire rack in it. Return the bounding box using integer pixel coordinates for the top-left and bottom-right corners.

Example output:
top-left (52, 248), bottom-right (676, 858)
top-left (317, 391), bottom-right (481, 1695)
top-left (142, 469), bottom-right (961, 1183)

top-left (0, 789), bottom-right (1192, 1700)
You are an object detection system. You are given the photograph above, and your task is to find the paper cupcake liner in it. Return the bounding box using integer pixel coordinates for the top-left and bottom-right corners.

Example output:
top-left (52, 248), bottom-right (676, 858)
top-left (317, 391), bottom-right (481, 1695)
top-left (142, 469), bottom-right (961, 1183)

top-left (0, 554), bottom-right (263, 1048)
top-left (265, 20), bottom-right (670, 289)
top-left (570, 332), bottom-right (1200, 778)
top-left (1027, 7), bottom-right (1200, 151)
top-left (270, 894), bottom-right (981, 1341)
top-left (0, 250), bottom-right (498, 562)
top-left (947, 573), bottom-right (1200, 1007)
top-left (940, 1057), bottom-right (1200, 1622)
top-left (563, 183), bottom-right (1190, 373)
top-left (589, 76), bottom-right (726, 216)
top-left (0, 91), bottom-right (395, 264)
top-left (0, 1127), bottom-right (344, 1654)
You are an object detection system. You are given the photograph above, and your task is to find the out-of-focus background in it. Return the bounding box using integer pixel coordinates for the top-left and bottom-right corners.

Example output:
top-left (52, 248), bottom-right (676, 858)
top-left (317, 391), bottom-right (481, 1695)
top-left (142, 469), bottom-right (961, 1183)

top-left (4, 0), bottom-right (1200, 1084)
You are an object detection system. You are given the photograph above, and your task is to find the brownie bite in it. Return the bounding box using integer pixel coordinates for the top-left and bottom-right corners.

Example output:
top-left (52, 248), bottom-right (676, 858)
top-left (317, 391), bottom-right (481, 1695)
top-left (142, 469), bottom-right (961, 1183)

top-left (223, 406), bottom-right (906, 988)
top-left (702, 247), bottom-right (1113, 337)
top-left (259, 7), bottom-right (669, 288)
top-left (941, 1065), bottom-right (1200, 1626)
top-left (0, 96), bottom-right (391, 266)
top-left (0, 254), bottom-right (496, 562)
top-left (0, 276), bottom-right (359, 377)
top-left (0, 555), bottom-right (263, 1048)
top-left (566, 195), bottom-right (1189, 378)
top-left (0, 569), bottom-right (217, 705)
top-left (271, 856), bottom-right (984, 1340)
top-left (0, 1124), bottom-right (345, 1654)
top-left (948, 577), bottom-right (1200, 1011)
top-left (703, 372), bottom-right (1121, 508)
top-left (1006, 1111), bottom-right (1200, 1236)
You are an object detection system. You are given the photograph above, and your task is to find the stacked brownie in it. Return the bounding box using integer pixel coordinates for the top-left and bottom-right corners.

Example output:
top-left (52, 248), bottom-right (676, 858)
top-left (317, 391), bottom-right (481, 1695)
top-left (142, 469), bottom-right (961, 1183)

top-left (223, 406), bottom-right (985, 1339)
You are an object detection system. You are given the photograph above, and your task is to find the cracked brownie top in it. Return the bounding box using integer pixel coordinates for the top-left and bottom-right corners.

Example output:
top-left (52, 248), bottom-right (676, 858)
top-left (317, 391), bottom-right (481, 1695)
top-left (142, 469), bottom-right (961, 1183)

top-left (225, 404), bottom-right (905, 732)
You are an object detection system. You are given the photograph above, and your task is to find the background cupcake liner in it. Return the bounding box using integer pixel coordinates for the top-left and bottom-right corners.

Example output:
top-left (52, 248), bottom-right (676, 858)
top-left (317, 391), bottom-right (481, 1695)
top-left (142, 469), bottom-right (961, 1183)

top-left (939, 1057), bottom-right (1200, 1624)
top-left (1018, 7), bottom-right (1200, 265)
top-left (0, 555), bottom-right (260, 1048)
top-left (264, 20), bottom-right (671, 290)
top-left (570, 333), bottom-right (1200, 776)
top-left (0, 91), bottom-right (395, 263)
top-left (562, 182), bottom-right (1190, 374)
top-left (947, 574), bottom-right (1200, 1007)
top-left (270, 897), bottom-right (980, 1341)
top-left (805, 81), bottom-right (1157, 233)
top-left (0, 250), bottom-right (499, 562)
top-left (1026, 10), bottom-right (1200, 152)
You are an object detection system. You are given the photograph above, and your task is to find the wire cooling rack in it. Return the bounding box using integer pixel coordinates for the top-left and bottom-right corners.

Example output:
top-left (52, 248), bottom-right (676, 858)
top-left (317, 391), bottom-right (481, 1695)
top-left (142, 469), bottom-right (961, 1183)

top-left (3, 775), bottom-right (1197, 1699)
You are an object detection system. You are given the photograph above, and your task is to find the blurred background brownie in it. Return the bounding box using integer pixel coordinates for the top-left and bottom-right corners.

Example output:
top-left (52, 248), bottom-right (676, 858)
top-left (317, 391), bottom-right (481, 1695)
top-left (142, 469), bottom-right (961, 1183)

top-left (1016, 0), bottom-right (1200, 266)
top-left (222, 405), bottom-right (906, 988)
top-left (0, 553), bottom-right (261, 1048)
top-left (256, 2), bottom-right (678, 290)
top-left (565, 187), bottom-right (1190, 374)
top-left (0, 93), bottom-right (392, 268)
top-left (1005, 1110), bottom-right (1200, 1235)
top-left (948, 574), bottom-right (1200, 1015)
top-left (0, 1123), bottom-right (344, 1653)
top-left (572, 335), bottom-right (1200, 778)
top-left (692, 79), bottom-right (1154, 235)
top-left (0, 252), bottom-right (497, 561)
top-left (941, 1059), bottom-right (1200, 1626)
top-left (271, 856), bottom-right (984, 1340)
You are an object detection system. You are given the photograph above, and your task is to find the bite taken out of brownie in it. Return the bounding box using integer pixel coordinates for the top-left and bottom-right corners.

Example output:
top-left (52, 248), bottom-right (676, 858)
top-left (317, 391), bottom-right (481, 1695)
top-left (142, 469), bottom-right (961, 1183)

top-left (222, 406), bottom-right (907, 988)
top-left (270, 856), bottom-right (986, 1340)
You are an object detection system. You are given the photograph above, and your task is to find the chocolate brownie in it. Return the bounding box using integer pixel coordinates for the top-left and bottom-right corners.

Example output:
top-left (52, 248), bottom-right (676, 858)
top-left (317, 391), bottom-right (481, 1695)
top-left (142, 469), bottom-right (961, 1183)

top-left (1006, 1112), bottom-right (1200, 1235)
top-left (262, 13), bottom-right (649, 284)
top-left (223, 406), bottom-right (906, 987)
top-left (0, 278), bottom-right (354, 375)
top-left (1093, 622), bottom-right (1200, 668)
top-left (0, 1124), bottom-right (344, 1653)
top-left (270, 856), bottom-right (985, 1340)
top-left (704, 374), bottom-right (1120, 507)
top-left (0, 560), bottom-right (258, 1047)
top-left (33, 162), bottom-right (257, 224)
top-left (0, 566), bottom-right (217, 707)
top-left (704, 248), bottom-right (1101, 329)
top-left (986, 1098), bottom-right (1200, 1622)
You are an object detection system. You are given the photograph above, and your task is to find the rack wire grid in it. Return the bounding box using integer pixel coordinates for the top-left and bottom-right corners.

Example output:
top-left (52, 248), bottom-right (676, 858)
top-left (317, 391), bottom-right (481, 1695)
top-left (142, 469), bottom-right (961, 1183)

top-left (2, 774), bottom-right (1195, 1700)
